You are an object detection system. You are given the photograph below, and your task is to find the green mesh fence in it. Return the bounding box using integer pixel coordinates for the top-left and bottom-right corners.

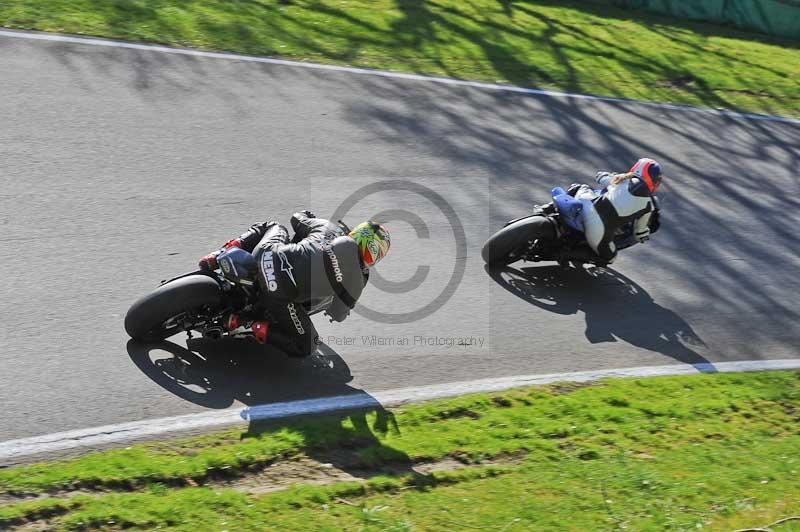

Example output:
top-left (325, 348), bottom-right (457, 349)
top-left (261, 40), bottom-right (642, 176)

top-left (604, 0), bottom-right (800, 39)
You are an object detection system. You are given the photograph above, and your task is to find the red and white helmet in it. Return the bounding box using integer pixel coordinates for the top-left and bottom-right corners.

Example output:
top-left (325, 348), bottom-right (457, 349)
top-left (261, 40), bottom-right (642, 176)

top-left (630, 158), bottom-right (662, 194)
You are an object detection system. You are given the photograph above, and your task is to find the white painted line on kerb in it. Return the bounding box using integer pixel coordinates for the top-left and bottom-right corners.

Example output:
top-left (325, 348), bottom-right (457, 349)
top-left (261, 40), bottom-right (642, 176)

top-left (1, 28), bottom-right (799, 126)
top-left (1, 359), bottom-right (799, 463)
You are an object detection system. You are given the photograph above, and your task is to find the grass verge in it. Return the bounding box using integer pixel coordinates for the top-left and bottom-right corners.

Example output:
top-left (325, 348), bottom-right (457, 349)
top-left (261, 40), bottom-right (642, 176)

top-left (1, 371), bottom-right (799, 530)
top-left (1, 0), bottom-right (799, 117)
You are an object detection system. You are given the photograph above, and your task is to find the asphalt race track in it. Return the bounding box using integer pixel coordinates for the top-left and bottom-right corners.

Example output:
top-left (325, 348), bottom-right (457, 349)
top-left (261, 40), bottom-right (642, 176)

top-left (1, 31), bottom-right (799, 444)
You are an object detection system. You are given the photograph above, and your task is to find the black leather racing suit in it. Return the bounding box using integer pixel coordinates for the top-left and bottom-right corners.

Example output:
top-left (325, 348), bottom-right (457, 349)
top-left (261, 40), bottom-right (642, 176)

top-left (227, 211), bottom-right (367, 357)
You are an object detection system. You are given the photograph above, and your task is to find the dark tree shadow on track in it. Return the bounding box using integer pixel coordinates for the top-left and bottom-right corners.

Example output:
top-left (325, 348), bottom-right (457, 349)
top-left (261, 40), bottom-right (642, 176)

top-left (485, 264), bottom-right (716, 370)
top-left (126, 339), bottom-right (423, 482)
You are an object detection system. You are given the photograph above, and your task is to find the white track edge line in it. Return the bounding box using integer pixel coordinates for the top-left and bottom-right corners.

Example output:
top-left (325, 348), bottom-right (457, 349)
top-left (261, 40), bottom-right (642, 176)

top-left (1, 28), bottom-right (799, 126)
top-left (1, 359), bottom-right (799, 462)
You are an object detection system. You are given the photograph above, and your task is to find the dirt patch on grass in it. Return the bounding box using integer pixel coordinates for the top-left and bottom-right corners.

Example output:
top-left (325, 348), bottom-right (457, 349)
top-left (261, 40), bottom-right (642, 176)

top-left (3, 451), bottom-right (527, 530)
top-left (0, 448), bottom-right (528, 509)
top-left (229, 450), bottom-right (527, 495)
top-left (0, 503), bottom-right (72, 531)
top-left (1, 492), bottom-right (64, 508)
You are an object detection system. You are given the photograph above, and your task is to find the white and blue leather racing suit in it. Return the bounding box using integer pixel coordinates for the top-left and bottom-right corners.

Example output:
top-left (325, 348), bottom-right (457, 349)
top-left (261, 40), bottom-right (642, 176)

top-left (573, 172), bottom-right (657, 262)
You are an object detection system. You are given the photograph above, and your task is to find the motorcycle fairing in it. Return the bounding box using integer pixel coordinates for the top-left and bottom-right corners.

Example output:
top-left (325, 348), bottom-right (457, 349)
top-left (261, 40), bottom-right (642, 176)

top-left (551, 187), bottom-right (585, 233)
top-left (218, 247), bottom-right (258, 286)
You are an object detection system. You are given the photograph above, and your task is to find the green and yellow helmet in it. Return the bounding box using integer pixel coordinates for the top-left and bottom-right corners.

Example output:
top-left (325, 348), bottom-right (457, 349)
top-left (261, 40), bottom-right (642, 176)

top-left (349, 221), bottom-right (390, 267)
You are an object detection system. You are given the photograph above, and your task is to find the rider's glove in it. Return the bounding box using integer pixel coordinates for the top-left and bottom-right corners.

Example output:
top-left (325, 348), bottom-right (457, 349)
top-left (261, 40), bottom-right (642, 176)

top-left (222, 238), bottom-right (242, 249)
top-left (300, 210), bottom-right (316, 218)
top-left (198, 238), bottom-right (243, 271)
top-left (197, 251), bottom-right (219, 271)
top-left (198, 250), bottom-right (221, 271)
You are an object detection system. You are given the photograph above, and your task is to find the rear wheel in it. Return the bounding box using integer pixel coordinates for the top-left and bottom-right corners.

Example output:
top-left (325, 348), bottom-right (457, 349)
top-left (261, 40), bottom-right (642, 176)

top-left (124, 275), bottom-right (222, 341)
top-left (482, 215), bottom-right (556, 266)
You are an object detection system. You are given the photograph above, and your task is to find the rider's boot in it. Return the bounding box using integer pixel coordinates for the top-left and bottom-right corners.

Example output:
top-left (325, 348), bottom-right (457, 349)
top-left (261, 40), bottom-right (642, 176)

top-left (251, 321), bottom-right (270, 344)
top-left (223, 313), bottom-right (270, 343)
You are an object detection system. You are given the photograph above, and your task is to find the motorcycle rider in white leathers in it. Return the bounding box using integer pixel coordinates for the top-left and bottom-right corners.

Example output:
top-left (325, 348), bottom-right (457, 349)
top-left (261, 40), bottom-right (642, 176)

top-left (564, 158), bottom-right (663, 264)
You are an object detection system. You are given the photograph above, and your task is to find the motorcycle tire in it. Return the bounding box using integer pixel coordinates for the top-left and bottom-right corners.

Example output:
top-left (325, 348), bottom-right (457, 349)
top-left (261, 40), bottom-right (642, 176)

top-left (124, 275), bottom-right (222, 341)
top-left (482, 215), bottom-right (556, 266)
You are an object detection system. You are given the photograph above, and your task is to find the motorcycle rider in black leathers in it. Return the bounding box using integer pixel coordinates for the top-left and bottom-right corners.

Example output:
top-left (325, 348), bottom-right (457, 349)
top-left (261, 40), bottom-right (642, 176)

top-left (198, 211), bottom-right (390, 358)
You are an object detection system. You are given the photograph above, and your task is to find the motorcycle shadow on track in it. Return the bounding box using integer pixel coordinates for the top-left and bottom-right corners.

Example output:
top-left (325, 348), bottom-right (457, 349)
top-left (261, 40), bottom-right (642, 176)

top-left (126, 339), bottom-right (424, 482)
top-left (485, 264), bottom-right (716, 371)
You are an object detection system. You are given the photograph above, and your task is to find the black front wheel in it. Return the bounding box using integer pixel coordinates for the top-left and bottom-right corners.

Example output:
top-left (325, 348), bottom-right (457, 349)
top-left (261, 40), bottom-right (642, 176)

top-left (482, 215), bottom-right (556, 266)
top-left (124, 275), bottom-right (223, 341)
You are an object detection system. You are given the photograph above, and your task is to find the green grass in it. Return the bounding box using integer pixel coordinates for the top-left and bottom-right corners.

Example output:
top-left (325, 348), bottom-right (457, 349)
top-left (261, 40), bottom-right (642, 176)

top-left (1, 0), bottom-right (799, 117)
top-left (2, 371), bottom-right (800, 530)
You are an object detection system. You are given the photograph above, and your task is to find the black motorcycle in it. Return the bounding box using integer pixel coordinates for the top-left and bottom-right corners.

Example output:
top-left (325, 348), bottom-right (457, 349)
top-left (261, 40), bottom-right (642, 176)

top-left (481, 187), bottom-right (660, 267)
top-left (124, 222), bottom-right (353, 342)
